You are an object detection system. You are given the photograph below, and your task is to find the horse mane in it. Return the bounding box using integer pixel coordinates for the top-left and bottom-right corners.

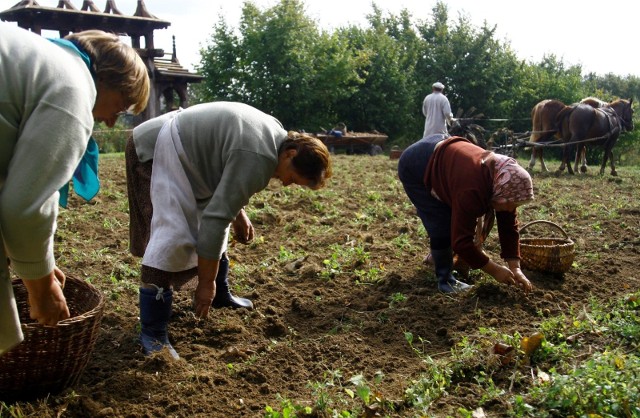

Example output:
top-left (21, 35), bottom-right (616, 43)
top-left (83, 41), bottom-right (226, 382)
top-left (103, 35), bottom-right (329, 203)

top-left (609, 98), bottom-right (630, 106)
top-left (582, 97), bottom-right (633, 108)
top-left (580, 97), bottom-right (608, 108)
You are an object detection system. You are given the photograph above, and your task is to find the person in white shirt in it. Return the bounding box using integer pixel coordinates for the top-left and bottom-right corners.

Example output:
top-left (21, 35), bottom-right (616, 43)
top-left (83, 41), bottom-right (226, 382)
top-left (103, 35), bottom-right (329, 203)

top-left (422, 81), bottom-right (454, 137)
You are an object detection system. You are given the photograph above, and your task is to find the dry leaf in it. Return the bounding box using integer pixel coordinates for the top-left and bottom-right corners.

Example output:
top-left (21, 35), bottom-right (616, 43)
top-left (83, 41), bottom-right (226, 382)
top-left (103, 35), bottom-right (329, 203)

top-left (521, 332), bottom-right (544, 357)
top-left (472, 407), bottom-right (486, 418)
top-left (536, 368), bottom-right (551, 384)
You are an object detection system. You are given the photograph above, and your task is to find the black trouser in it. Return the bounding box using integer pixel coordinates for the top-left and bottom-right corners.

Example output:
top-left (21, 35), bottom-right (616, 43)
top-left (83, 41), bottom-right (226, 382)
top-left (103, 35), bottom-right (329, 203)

top-left (397, 134), bottom-right (452, 250)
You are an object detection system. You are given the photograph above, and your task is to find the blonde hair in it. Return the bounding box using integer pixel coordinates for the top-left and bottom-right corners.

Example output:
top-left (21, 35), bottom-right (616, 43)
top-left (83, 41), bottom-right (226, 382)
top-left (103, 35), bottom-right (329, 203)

top-left (65, 30), bottom-right (150, 114)
top-left (282, 131), bottom-right (333, 188)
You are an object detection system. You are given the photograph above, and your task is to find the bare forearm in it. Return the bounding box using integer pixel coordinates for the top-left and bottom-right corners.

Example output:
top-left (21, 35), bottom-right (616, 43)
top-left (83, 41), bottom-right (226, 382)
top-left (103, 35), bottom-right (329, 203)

top-left (194, 256), bottom-right (220, 318)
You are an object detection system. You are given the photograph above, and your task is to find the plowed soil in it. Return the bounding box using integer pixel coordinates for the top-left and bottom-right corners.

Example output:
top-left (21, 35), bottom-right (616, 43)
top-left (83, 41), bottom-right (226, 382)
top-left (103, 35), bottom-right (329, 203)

top-left (5, 153), bottom-right (639, 417)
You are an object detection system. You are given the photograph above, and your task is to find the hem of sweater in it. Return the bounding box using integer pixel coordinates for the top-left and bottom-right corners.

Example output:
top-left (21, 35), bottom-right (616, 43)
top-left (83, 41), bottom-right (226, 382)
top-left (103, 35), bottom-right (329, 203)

top-left (0, 335), bottom-right (24, 355)
top-left (197, 221), bottom-right (231, 261)
top-left (196, 242), bottom-right (227, 261)
top-left (466, 254), bottom-right (490, 270)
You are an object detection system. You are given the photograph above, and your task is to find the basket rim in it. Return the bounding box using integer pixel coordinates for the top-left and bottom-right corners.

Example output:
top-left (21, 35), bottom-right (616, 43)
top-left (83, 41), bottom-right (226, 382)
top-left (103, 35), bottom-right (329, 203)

top-left (519, 220), bottom-right (572, 239)
top-left (520, 237), bottom-right (574, 247)
top-left (12, 275), bottom-right (105, 329)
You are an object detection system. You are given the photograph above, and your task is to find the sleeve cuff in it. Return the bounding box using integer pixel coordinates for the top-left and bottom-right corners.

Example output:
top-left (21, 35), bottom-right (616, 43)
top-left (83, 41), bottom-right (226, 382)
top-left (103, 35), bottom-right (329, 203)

top-left (9, 258), bottom-right (55, 280)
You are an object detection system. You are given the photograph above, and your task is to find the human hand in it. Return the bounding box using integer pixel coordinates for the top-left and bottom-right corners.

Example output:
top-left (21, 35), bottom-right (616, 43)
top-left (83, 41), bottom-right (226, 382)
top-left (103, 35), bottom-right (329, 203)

top-left (492, 264), bottom-right (517, 287)
top-left (506, 259), bottom-right (533, 293)
top-left (482, 260), bottom-right (516, 287)
top-left (22, 269), bottom-right (70, 326)
top-left (509, 266), bottom-right (533, 293)
top-left (232, 209), bottom-right (255, 244)
top-left (194, 256), bottom-right (220, 318)
top-left (193, 279), bottom-right (215, 319)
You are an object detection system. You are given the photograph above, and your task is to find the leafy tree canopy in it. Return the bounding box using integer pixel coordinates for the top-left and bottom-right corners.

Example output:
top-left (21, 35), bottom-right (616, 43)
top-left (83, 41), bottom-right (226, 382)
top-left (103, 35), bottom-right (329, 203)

top-left (195, 0), bottom-right (639, 152)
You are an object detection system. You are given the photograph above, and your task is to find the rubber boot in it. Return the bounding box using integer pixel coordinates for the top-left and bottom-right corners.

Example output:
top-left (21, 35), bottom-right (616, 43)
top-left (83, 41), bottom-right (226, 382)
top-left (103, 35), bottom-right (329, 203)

top-left (211, 256), bottom-right (254, 309)
top-left (139, 285), bottom-right (179, 360)
top-left (431, 248), bottom-right (472, 293)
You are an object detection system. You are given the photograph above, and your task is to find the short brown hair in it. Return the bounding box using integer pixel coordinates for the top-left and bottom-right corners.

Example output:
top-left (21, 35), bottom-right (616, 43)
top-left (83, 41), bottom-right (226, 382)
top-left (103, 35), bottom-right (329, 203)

top-left (65, 30), bottom-right (150, 114)
top-left (281, 132), bottom-right (332, 188)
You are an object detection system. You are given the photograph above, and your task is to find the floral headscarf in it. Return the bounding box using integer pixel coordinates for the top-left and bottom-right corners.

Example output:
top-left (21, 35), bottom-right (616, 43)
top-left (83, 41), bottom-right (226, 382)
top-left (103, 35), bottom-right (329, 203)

top-left (492, 154), bottom-right (534, 204)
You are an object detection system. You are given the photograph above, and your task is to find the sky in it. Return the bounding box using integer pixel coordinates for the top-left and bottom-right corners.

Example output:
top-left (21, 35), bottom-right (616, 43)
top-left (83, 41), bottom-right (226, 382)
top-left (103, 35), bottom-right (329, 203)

top-left (1, 0), bottom-right (638, 76)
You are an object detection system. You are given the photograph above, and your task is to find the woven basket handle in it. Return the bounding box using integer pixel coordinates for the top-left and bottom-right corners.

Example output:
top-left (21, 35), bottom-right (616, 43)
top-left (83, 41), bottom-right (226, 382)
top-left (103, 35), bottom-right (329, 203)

top-left (519, 220), bottom-right (569, 239)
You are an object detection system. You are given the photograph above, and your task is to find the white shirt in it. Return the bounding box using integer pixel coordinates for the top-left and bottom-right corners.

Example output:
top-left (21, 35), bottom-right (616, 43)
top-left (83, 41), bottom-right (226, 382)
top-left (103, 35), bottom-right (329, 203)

top-left (422, 91), bottom-right (453, 137)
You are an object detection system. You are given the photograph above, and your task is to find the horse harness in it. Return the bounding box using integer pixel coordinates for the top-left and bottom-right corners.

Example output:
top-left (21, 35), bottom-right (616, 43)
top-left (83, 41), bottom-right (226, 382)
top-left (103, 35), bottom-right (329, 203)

top-left (595, 107), bottom-right (622, 139)
top-left (514, 105), bottom-right (622, 150)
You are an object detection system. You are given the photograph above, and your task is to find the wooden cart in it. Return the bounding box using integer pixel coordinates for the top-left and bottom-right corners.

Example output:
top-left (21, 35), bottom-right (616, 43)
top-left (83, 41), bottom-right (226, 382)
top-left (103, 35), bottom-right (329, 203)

top-left (314, 132), bottom-right (388, 155)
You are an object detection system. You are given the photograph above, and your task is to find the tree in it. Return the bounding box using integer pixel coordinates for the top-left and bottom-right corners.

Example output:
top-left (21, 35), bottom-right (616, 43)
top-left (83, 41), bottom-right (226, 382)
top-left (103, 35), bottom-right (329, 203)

top-left (195, 0), bottom-right (636, 158)
top-left (197, 17), bottom-right (245, 102)
top-left (336, 6), bottom-right (422, 142)
top-left (198, 0), bottom-right (361, 131)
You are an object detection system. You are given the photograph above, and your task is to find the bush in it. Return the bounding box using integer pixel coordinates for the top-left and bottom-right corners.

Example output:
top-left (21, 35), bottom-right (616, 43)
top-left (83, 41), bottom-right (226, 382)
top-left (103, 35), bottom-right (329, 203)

top-left (92, 120), bottom-right (132, 154)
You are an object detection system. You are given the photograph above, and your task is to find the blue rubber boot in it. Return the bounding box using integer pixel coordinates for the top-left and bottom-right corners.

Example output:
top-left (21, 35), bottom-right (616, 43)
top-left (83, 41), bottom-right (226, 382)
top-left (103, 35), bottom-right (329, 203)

top-left (211, 255), bottom-right (253, 310)
top-left (431, 248), bottom-right (472, 293)
top-left (139, 285), bottom-right (179, 360)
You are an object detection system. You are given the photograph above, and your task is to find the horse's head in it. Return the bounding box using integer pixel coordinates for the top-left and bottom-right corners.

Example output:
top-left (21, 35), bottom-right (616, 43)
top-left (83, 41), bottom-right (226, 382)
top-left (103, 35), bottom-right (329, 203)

top-left (610, 99), bottom-right (634, 131)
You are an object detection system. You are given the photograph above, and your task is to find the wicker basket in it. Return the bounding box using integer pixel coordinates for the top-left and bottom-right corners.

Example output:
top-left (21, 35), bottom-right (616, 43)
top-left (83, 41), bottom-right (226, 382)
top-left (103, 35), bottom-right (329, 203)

top-left (519, 220), bottom-right (575, 274)
top-left (0, 276), bottom-right (105, 400)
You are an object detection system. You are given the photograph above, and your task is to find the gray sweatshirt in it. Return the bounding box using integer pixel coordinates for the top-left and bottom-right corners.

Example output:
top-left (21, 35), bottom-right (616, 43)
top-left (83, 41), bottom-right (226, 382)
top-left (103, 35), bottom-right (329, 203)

top-left (0, 23), bottom-right (95, 353)
top-left (133, 102), bottom-right (288, 259)
top-left (0, 23), bottom-right (95, 280)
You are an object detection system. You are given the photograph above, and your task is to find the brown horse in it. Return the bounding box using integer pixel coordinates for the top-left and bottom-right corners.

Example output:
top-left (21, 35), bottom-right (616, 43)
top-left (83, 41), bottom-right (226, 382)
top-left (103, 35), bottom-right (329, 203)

top-left (527, 99), bottom-right (567, 172)
top-left (570, 97), bottom-right (610, 168)
top-left (556, 98), bottom-right (634, 175)
top-left (571, 97), bottom-right (623, 169)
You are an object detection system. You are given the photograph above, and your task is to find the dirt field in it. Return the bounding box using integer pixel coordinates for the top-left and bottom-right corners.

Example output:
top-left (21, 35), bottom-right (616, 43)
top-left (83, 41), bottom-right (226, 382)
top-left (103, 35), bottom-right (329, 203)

top-left (4, 152), bottom-right (639, 417)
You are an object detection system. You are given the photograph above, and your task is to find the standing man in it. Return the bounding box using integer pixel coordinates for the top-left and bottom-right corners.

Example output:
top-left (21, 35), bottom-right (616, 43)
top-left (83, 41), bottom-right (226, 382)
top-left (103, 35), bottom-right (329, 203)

top-left (422, 81), bottom-right (454, 138)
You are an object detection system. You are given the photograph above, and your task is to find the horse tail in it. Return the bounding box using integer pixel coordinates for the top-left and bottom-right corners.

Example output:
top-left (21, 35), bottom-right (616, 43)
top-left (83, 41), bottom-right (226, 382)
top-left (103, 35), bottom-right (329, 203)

top-left (530, 99), bottom-right (565, 142)
top-left (555, 105), bottom-right (576, 140)
top-left (530, 100), bottom-right (549, 142)
top-left (530, 103), bottom-right (541, 142)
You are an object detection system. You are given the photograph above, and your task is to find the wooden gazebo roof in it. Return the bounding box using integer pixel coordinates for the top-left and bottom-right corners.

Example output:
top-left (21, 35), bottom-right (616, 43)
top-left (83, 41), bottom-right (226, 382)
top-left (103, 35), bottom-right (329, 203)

top-left (0, 0), bottom-right (171, 37)
top-left (1, 0), bottom-right (203, 119)
top-left (155, 35), bottom-right (205, 81)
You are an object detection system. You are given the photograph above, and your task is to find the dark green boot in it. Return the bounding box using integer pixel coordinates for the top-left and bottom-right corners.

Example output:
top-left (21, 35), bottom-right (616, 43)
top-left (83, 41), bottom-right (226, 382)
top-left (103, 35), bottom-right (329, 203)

top-left (139, 285), bottom-right (179, 360)
top-left (211, 255), bottom-right (254, 309)
top-left (431, 248), bottom-right (472, 293)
